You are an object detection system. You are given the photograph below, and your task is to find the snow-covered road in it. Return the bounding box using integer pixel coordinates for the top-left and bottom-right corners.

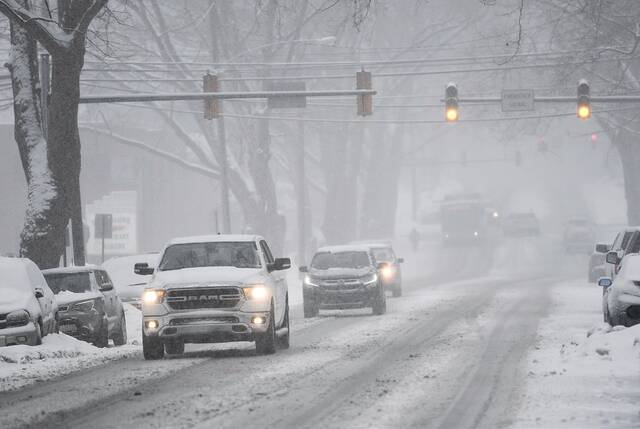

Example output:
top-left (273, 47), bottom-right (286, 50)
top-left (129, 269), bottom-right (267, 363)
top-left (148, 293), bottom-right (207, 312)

top-left (0, 241), bottom-right (638, 429)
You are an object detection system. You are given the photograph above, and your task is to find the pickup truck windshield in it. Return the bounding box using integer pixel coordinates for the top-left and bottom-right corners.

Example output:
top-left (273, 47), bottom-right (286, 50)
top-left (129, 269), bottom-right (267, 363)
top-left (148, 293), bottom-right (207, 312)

top-left (45, 272), bottom-right (92, 294)
top-left (311, 251), bottom-right (371, 270)
top-left (158, 242), bottom-right (261, 271)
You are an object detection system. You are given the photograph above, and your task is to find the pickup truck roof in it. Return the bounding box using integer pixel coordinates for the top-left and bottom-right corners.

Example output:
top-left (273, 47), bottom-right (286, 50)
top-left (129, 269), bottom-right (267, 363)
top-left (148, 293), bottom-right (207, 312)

top-left (316, 244), bottom-right (373, 253)
top-left (42, 265), bottom-right (100, 275)
top-left (167, 234), bottom-right (264, 245)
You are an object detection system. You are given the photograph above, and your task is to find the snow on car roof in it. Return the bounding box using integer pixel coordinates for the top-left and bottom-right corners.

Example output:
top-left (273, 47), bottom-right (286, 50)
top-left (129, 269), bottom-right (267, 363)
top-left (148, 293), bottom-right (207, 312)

top-left (168, 234), bottom-right (263, 245)
top-left (349, 240), bottom-right (393, 248)
top-left (0, 256), bottom-right (31, 269)
top-left (42, 265), bottom-right (99, 275)
top-left (316, 244), bottom-right (373, 253)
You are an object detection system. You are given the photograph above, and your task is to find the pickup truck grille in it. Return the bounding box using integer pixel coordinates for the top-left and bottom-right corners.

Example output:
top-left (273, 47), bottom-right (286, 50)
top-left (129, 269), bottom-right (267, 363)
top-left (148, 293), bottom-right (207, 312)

top-left (165, 287), bottom-right (242, 310)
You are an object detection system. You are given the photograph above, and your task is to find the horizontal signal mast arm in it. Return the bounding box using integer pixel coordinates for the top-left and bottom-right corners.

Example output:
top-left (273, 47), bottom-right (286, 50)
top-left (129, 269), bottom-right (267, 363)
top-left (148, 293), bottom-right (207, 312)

top-left (79, 89), bottom-right (377, 104)
top-left (444, 96), bottom-right (640, 103)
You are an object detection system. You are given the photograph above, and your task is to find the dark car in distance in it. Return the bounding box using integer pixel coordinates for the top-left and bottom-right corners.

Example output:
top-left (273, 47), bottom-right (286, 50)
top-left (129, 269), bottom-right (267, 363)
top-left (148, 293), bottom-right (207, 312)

top-left (300, 245), bottom-right (387, 318)
top-left (43, 266), bottom-right (127, 347)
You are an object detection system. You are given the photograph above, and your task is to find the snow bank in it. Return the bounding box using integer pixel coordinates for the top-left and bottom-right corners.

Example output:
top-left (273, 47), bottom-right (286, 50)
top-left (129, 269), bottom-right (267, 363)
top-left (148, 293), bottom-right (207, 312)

top-left (0, 303), bottom-right (142, 392)
top-left (516, 280), bottom-right (640, 428)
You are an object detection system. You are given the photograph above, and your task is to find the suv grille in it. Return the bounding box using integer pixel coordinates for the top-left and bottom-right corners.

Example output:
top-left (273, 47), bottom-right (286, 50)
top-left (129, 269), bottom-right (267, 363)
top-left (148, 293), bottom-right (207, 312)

top-left (165, 287), bottom-right (242, 310)
top-left (321, 279), bottom-right (362, 292)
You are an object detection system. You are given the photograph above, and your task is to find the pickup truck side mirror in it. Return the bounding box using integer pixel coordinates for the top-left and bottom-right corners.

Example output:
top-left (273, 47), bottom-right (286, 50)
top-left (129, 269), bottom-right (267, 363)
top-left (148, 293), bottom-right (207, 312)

top-left (595, 243), bottom-right (611, 254)
top-left (100, 283), bottom-right (114, 292)
top-left (134, 263), bottom-right (155, 275)
top-left (299, 266), bottom-right (308, 273)
top-left (268, 258), bottom-right (291, 272)
top-left (605, 251), bottom-right (620, 265)
top-left (34, 288), bottom-right (44, 299)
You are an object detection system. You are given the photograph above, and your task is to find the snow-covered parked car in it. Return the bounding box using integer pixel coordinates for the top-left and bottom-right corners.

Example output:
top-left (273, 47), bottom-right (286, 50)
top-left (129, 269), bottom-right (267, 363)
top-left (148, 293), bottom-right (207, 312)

top-left (300, 245), bottom-right (387, 317)
top-left (0, 257), bottom-right (58, 346)
top-left (102, 253), bottom-right (158, 309)
top-left (598, 254), bottom-right (640, 327)
top-left (137, 235), bottom-right (291, 359)
top-left (43, 266), bottom-right (127, 347)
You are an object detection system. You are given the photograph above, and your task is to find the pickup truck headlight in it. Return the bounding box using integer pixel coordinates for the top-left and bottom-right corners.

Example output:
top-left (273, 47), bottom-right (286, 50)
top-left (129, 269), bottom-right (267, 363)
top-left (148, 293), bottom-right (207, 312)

top-left (362, 273), bottom-right (378, 286)
top-left (304, 275), bottom-right (319, 287)
top-left (243, 284), bottom-right (268, 300)
top-left (6, 310), bottom-right (30, 327)
top-left (143, 289), bottom-right (165, 304)
top-left (70, 300), bottom-right (96, 312)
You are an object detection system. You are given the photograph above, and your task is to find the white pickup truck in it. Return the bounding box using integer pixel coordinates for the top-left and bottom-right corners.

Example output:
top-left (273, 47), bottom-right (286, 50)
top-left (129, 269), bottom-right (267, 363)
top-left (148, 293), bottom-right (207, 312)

top-left (136, 234), bottom-right (291, 359)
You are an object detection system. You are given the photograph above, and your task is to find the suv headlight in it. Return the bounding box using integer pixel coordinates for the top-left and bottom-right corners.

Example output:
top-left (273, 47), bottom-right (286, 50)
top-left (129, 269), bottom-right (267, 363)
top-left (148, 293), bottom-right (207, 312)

top-left (304, 275), bottom-right (319, 287)
top-left (6, 310), bottom-right (30, 327)
top-left (362, 273), bottom-right (378, 286)
top-left (70, 300), bottom-right (96, 312)
top-left (243, 284), bottom-right (268, 300)
top-left (143, 289), bottom-right (165, 304)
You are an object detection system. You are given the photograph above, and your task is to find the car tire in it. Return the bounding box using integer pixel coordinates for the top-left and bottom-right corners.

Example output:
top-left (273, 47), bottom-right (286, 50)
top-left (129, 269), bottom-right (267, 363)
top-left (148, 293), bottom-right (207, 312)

top-left (372, 286), bottom-right (387, 315)
top-left (93, 318), bottom-right (109, 348)
top-left (112, 314), bottom-right (127, 346)
top-left (34, 321), bottom-right (43, 346)
top-left (303, 292), bottom-right (319, 318)
top-left (143, 331), bottom-right (164, 360)
top-left (255, 304), bottom-right (277, 355)
top-left (165, 340), bottom-right (185, 355)
top-left (278, 299), bottom-right (290, 350)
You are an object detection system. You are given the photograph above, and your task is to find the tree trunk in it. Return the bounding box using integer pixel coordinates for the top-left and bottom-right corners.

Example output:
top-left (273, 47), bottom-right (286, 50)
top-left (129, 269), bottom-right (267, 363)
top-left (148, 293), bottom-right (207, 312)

top-left (614, 127), bottom-right (640, 225)
top-left (8, 14), bottom-right (65, 268)
top-left (48, 46), bottom-right (86, 265)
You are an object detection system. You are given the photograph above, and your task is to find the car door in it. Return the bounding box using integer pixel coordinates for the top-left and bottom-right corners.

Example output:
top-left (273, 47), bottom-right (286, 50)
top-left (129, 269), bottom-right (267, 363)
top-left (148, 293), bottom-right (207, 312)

top-left (95, 270), bottom-right (118, 331)
top-left (27, 262), bottom-right (55, 333)
top-left (260, 240), bottom-right (285, 325)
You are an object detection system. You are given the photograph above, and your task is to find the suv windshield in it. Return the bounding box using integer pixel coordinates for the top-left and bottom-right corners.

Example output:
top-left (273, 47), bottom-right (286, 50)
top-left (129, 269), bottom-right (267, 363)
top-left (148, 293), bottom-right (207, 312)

top-left (311, 251), bottom-right (371, 270)
top-left (159, 242), bottom-right (261, 271)
top-left (45, 272), bottom-right (92, 294)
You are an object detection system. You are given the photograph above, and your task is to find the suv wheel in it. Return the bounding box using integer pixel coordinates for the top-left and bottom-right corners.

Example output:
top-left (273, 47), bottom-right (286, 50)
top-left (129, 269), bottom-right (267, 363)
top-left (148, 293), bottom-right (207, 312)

top-left (278, 300), bottom-right (290, 350)
top-left (143, 331), bottom-right (164, 360)
top-left (255, 305), bottom-right (277, 355)
top-left (112, 314), bottom-right (127, 346)
top-left (303, 291), bottom-right (318, 318)
top-left (165, 340), bottom-right (185, 355)
top-left (93, 318), bottom-right (109, 348)
top-left (372, 286), bottom-right (387, 315)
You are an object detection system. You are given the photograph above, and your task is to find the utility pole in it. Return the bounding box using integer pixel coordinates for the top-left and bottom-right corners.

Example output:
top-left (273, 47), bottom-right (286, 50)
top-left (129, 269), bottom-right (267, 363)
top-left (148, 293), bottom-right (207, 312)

top-left (297, 112), bottom-right (307, 265)
top-left (217, 110), bottom-right (232, 234)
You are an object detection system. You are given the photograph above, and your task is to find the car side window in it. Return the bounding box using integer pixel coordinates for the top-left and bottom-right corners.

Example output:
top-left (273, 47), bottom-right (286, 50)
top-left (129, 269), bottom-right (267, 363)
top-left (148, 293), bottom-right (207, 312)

top-left (94, 270), bottom-right (111, 289)
top-left (621, 232), bottom-right (633, 250)
top-left (260, 241), bottom-right (275, 264)
top-left (612, 233), bottom-right (622, 250)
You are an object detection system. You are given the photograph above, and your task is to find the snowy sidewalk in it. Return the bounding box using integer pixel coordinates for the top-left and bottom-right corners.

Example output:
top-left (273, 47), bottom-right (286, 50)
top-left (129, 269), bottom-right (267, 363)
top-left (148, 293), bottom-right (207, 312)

top-left (516, 279), bottom-right (640, 428)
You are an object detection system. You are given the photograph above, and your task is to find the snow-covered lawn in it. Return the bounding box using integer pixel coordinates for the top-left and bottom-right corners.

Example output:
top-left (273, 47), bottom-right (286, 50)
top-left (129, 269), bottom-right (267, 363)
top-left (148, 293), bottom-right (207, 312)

top-left (0, 303), bottom-right (143, 392)
top-left (517, 279), bottom-right (640, 428)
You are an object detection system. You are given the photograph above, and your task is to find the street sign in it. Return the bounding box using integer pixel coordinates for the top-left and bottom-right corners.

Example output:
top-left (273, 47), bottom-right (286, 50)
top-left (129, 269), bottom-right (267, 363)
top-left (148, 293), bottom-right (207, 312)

top-left (95, 214), bottom-right (113, 239)
top-left (501, 89), bottom-right (534, 112)
top-left (265, 81), bottom-right (307, 109)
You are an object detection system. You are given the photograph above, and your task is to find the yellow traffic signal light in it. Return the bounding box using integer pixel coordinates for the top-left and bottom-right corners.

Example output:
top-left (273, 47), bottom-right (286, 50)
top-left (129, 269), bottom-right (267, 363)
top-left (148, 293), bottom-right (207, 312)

top-left (577, 79), bottom-right (591, 120)
top-left (445, 82), bottom-right (458, 122)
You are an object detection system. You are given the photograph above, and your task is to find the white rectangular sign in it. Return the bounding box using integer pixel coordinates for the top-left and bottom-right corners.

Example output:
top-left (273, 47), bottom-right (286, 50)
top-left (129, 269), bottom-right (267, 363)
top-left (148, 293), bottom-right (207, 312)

top-left (501, 89), bottom-right (535, 112)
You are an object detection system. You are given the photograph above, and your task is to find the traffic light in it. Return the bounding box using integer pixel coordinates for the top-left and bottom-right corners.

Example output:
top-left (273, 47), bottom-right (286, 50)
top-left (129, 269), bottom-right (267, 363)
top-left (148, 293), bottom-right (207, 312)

top-left (203, 73), bottom-right (219, 120)
top-left (445, 82), bottom-right (459, 122)
top-left (577, 79), bottom-right (591, 120)
top-left (356, 70), bottom-right (372, 116)
top-left (537, 139), bottom-right (548, 153)
top-left (591, 133), bottom-right (598, 150)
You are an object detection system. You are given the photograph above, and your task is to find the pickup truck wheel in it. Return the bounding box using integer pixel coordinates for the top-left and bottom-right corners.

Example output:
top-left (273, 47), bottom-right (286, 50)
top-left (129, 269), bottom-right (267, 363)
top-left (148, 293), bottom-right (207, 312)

top-left (303, 292), bottom-right (318, 318)
top-left (143, 331), bottom-right (164, 360)
top-left (165, 340), bottom-right (185, 355)
top-left (255, 308), bottom-right (276, 355)
top-left (372, 286), bottom-right (387, 315)
top-left (93, 318), bottom-right (109, 348)
top-left (112, 314), bottom-right (127, 346)
top-left (278, 301), bottom-right (290, 350)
